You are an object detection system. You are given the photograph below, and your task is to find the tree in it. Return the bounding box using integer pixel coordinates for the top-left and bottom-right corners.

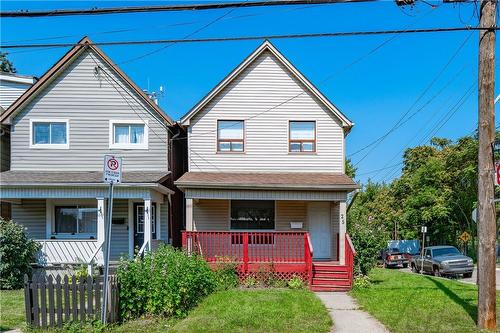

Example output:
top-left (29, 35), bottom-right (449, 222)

top-left (0, 52), bottom-right (16, 73)
top-left (345, 158), bottom-right (357, 179)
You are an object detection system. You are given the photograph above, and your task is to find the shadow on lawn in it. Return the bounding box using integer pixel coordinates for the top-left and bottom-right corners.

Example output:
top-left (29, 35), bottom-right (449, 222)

top-left (425, 276), bottom-right (477, 322)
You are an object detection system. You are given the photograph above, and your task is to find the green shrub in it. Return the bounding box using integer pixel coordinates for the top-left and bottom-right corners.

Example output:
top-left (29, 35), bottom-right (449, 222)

top-left (213, 257), bottom-right (239, 291)
top-left (287, 276), bottom-right (305, 289)
top-left (0, 218), bottom-right (41, 289)
top-left (243, 276), bottom-right (258, 288)
top-left (348, 228), bottom-right (385, 276)
top-left (117, 245), bottom-right (216, 320)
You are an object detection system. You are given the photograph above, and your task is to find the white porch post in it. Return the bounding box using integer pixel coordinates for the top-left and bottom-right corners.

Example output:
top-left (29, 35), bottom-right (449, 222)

top-left (339, 201), bottom-right (347, 265)
top-left (97, 197), bottom-right (105, 264)
top-left (186, 198), bottom-right (193, 231)
top-left (144, 198), bottom-right (152, 252)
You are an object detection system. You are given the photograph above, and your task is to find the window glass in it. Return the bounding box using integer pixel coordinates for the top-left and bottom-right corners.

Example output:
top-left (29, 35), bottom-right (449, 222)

top-left (231, 200), bottom-right (275, 230)
top-left (136, 205), bottom-right (156, 234)
top-left (130, 125), bottom-right (144, 144)
top-left (289, 121), bottom-right (315, 152)
top-left (114, 125), bottom-right (129, 143)
top-left (218, 120), bottom-right (244, 152)
top-left (55, 206), bottom-right (97, 236)
top-left (33, 122), bottom-right (67, 145)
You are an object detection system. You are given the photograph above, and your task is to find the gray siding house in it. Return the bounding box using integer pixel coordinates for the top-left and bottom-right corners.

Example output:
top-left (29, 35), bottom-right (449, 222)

top-left (175, 41), bottom-right (358, 290)
top-left (0, 37), bottom-right (175, 269)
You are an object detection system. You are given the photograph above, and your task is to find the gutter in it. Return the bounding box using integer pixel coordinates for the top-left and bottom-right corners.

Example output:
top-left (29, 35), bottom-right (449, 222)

top-left (175, 182), bottom-right (360, 191)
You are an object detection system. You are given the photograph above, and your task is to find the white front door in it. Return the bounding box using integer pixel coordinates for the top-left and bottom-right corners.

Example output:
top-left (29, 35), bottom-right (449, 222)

top-left (308, 202), bottom-right (332, 259)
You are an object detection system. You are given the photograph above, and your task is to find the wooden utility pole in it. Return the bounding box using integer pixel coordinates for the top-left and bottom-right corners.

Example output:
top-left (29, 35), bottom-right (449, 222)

top-left (478, 0), bottom-right (497, 330)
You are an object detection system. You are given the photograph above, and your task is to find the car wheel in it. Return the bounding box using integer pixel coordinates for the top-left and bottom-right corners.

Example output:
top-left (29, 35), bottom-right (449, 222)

top-left (463, 272), bottom-right (473, 278)
top-left (411, 264), bottom-right (419, 273)
top-left (403, 263), bottom-right (408, 268)
top-left (433, 267), bottom-right (441, 277)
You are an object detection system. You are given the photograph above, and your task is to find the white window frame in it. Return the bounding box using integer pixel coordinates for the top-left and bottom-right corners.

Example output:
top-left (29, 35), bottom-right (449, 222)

top-left (29, 118), bottom-right (70, 149)
top-left (109, 119), bottom-right (149, 150)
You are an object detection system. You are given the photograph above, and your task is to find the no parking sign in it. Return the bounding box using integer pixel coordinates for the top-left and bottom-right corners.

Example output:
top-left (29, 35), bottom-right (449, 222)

top-left (103, 155), bottom-right (122, 183)
top-left (496, 163), bottom-right (500, 187)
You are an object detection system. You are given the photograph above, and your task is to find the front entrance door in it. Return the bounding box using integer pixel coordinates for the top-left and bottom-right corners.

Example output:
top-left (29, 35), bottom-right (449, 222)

top-left (308, 202), bottom-right (332, 259)
top-left (133, 203), bottom-right (156, 250)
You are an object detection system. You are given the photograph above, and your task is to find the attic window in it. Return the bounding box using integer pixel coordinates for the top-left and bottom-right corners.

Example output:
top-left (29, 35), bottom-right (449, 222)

top-left (217, 120), bottom-right (244, 152)
top-left (289, 121), bottom-right (316, 153)
top-left (109, 120), bottom-right (148, 149)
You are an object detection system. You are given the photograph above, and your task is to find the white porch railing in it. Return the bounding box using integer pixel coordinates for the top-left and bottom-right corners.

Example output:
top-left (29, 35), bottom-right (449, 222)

top-left (35, 239), bottom-right (103, 266)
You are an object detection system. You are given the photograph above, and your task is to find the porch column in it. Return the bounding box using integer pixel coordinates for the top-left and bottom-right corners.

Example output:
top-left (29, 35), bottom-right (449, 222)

top-left (186, 198), bottom-right (193, 231)
top-left (144, 199), bottom-right (152, 251)
top-left (339, 201), bottom-right (347, 265)
top-left (97, 197), bottom-right (105, 264)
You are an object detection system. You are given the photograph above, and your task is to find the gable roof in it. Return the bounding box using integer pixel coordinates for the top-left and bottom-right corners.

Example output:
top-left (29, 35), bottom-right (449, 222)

top-left (0, 36), bottom-right (174, 125)
top-left (179, 40), bottom-right (353, 131)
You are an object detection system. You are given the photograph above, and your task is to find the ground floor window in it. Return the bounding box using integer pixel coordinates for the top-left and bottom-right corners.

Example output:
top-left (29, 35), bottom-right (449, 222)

top-left (54, 206), bottom-right (97, 236)
top-left (230, 200), bottom-right (275, 230)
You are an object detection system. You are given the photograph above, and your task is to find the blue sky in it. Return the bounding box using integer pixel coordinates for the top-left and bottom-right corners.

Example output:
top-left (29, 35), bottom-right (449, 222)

top-left (0, 1), bottom-right (491, 183)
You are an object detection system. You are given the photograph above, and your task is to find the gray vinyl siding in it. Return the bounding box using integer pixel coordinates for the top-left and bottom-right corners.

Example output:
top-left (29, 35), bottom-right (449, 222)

top-left (0, 81), bottom-right (32, 109)
top-left (1, 125), bottom-right (10, 171)
top-left (193, 199), bottom-right (229, 231)
top-left (276, 201), bottom-right (307, 231)
top-left (189, 50), bottom-right (344, 172)
top-left (110, 199), bottom-right (129, 260)
top-left (331, 201), bottom-right (340, 260)
top-left (11, 199), bottom-right (46, 239)
top-left (185, 188), bottom-right (348, 201)
top-left (10, 49), bottom-right (169, 172)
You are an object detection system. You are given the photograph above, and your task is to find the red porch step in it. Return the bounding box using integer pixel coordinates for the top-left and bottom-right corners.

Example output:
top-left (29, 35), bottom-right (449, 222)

top-left (311, 262), bottom-right (352, 292)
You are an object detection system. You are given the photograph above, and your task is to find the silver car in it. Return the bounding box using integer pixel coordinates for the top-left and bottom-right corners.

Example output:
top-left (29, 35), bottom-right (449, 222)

top-left (410, 246), bottom-right (474, 278)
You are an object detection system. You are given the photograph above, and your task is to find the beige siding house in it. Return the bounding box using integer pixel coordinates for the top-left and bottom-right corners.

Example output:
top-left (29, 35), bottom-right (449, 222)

top-left (0, 37), bottom-right (174, 270)
top-left (176, 41), bottom-right (358, 290)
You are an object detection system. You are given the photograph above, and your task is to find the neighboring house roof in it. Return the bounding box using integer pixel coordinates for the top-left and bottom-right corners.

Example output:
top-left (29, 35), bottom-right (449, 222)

top-left (0, 170), bottom-right (171, 185)
top-left (175, 172), bottom-right (359, 191)
top-left (0, 36), bottom-right (174, 125)
top-left (0, 72), bottom-right (37, 85)
top-left (179, 40), bottom-right (353, 131)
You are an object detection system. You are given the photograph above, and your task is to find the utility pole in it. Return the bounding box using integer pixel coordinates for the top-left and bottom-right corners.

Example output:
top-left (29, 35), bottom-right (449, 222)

top-left (477, 0), bottom-right (497, 330)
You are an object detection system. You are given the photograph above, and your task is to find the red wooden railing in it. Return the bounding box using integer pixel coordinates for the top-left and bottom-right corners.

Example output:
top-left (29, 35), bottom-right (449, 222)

top-left (182, 231), bottom-right (314, 281)
top-left (345, 233), bottom-right (356, 284)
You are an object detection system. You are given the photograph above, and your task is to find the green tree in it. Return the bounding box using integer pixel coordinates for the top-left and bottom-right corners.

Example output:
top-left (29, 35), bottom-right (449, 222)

top-left (0, 52), bottom-right (16, 73)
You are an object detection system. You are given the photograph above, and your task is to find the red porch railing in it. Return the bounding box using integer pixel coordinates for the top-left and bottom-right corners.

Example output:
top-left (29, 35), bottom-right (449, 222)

top-left (182, 231), bottom-right (314, 282)
top-left (345, 233), bottom-right (356, 285)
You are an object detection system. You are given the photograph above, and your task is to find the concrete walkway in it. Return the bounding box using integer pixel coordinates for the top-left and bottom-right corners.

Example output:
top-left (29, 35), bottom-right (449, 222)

top-left (316, 292), bottom-right (389, 333)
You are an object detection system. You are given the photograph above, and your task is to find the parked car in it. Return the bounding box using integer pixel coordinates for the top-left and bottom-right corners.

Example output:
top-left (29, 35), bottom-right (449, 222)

top-left (387, 239), bottom-right (420, 262)
top-left (410, 246), bottom-right (473, 278)
top-left (380, 247), bottom-right (409, 268)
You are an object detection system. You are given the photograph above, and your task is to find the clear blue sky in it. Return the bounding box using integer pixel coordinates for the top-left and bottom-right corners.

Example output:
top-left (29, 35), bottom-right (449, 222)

top-left (1, 1), bottom-right (492, 183)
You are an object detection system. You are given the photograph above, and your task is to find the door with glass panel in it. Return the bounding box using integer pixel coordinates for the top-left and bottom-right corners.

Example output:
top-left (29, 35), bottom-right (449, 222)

top-left (133, 203), bottom-right (156, 250)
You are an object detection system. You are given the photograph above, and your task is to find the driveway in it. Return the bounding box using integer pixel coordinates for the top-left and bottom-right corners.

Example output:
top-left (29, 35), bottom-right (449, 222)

top-left (400, 266), bottom-right (500, 290)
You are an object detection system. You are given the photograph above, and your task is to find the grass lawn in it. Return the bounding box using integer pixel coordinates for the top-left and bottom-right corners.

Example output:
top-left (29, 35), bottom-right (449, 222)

top-left (352, 268), bottom-right (500, 333)
top-left (0, 289), bottom-right (25, 331)
top-left (168, 289), bottom-right (332, 333)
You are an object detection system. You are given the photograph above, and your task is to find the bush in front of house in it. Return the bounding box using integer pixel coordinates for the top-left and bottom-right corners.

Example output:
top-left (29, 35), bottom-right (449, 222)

top-left (0, 218), bottom-right (41, 289)
top-left (213, 257), bottom-right (239, 291)
top-left (117, 245), bottom-right (216, 320)
top-left (348, 227), bottom-right (385, 276)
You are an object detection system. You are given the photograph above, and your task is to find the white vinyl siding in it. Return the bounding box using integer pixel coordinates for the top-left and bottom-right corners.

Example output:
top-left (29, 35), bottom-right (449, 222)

top-left (110, 199), bottom-right (129, 260)
top-left (10, 49), bottom-right (168, 172)
top-left (276, 201), bottom-right (308, 231)
top-left (193, 199), bottom-right (229, 231)
top-left (188, 50), bottom-right (344, 172)
top-left (0, 80), bottom-right (33, 110)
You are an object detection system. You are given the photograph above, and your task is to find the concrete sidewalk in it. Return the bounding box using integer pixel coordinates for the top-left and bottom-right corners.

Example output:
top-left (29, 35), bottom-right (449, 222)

top-left (316, 292), bottom-right (389, 333)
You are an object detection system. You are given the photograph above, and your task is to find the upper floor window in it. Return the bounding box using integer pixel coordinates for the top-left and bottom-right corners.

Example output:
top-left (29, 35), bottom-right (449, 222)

top-left (30, 119), bottom-right (69, 149)
top-left (109, 120), bottom-right (148, 149)
top-left (289, 121), bottom-right (316, 153)
top-left (217, 120), bottom-right (244, 152)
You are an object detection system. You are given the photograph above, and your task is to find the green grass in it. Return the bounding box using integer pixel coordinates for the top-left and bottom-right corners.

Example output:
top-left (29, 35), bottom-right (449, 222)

top-left (352, 268), bottom-right (500, 333)
top-left (169, 289), bottom-right (332, 333)
top-left (0, 289), bottom-right (25, 331)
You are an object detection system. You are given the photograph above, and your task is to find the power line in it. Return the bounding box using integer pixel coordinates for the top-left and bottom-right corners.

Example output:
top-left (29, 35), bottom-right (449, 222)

top-left (0, 26), bottom-right (488, 49)
top-left (350, 29), bottom-right (474, 165)
top-left (0, 0), bottom-right (378, 18)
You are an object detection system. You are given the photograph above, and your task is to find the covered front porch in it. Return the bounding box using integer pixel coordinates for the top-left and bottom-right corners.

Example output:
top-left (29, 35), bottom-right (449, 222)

top-left (0, 171), bottom-right (173, 272)
top-left (175, 172), bottom-right (358, 290)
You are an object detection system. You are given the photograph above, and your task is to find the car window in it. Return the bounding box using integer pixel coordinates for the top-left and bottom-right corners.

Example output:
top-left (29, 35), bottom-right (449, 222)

top-left (432, 247), bottom-right (461, 257)
top-left (425, 249), bottom-right (431, 258)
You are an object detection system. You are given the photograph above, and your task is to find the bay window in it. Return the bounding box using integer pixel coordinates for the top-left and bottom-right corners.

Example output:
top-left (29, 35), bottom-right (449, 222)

top-left (217, 120), bottom-right (244, 152)
top-left (289, 121), bottom-right (316, 152)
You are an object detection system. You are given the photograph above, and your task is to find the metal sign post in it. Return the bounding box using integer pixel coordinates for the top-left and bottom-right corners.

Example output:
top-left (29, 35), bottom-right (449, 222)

top-left (101, 155), bottom-right (122, 324)
top-left (420, 226), bottom-right (427, 274)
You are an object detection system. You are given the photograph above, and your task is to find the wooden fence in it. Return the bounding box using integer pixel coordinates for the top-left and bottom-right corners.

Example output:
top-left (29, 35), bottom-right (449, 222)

top-left (24, 274), bottom-right (119, 328)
